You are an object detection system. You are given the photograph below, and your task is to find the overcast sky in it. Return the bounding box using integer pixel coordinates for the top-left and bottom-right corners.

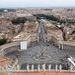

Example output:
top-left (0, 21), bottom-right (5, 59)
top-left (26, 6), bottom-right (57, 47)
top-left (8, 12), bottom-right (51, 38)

top-left (0, 0), bottom-right (75, 8)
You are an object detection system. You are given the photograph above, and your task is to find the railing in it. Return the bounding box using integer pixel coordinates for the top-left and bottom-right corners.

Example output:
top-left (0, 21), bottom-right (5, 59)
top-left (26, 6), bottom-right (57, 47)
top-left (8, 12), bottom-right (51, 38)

top-left (2, 70), bottom-right (75, 75)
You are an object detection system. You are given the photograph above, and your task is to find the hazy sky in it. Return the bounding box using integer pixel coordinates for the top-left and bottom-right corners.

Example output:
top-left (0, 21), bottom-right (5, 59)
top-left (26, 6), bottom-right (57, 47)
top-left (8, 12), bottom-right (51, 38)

top-left (0, 0), bottom-right (75, 8)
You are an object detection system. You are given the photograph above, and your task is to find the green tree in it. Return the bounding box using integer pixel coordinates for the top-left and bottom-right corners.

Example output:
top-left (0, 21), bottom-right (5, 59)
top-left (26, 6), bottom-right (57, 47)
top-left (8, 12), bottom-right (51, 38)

top-left (0, 39), bottom-right (7, 45)
top-left (12, 17), bottom-right (27, 24)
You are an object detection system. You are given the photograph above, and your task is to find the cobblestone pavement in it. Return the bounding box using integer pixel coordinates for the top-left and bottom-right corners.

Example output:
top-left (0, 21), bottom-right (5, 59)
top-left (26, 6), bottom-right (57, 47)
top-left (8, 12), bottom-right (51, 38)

top-left (18, 41), bottom-right (66, 65)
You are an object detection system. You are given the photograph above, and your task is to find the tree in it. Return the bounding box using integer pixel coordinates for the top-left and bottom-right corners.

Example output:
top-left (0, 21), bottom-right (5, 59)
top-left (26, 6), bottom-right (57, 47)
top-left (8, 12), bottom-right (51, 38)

top-left (33, 14), bottom-right (59, 21)
top-left (0, 39), bottom-right (7, 45)
top-left (12, 17), bottom-right (27, 24)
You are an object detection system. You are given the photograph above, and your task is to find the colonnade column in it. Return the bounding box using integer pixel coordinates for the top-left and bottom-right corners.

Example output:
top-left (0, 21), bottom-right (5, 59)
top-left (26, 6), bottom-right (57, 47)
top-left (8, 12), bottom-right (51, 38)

top-left (59, 64), bottom-right (62, 70)
top-left (38, 64), bottom-right (40, 71)
top-left (49, 64), bottom-right (51, 70)
top-left (31, 64), bottom-right (34, 71)
top-left (27, 64), bottom-right (29, 71)
top-left (43, 64), bottom-right (45, 70)
top-left (55, 64), bottom-right (58, 71)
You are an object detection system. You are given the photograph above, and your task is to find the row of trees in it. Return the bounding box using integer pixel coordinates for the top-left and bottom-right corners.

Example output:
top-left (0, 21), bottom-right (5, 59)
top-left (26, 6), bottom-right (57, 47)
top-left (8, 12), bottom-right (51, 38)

top-left (33, 14), bottom-right (75, 24)
top-left (33, 14), bottom-right (59, 21)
